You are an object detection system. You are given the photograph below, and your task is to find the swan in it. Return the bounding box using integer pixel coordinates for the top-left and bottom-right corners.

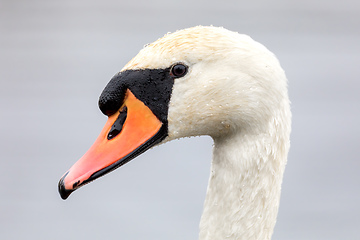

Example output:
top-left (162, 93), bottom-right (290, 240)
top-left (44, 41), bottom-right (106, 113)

top-left (58, 26), bottom-right (291, 240)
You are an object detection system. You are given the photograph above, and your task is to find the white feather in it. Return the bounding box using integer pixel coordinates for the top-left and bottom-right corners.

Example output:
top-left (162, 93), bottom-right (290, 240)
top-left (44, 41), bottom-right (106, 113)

top-left (125, 26), bottom-right (291, 240)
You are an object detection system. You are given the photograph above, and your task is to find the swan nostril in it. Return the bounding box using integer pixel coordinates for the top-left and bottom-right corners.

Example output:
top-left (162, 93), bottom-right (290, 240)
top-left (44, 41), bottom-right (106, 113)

top-left (107, 106), bottom-right (128, 140)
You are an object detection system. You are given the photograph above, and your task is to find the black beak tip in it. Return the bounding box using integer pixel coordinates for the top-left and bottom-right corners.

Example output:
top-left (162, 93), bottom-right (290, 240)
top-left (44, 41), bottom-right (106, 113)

top-left (58, 171), bottom-right (73, 200)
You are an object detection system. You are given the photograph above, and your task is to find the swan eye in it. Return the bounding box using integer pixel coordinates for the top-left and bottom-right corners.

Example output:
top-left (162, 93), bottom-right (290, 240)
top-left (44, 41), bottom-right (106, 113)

top-left (170, 63), bottom-right (188, 78)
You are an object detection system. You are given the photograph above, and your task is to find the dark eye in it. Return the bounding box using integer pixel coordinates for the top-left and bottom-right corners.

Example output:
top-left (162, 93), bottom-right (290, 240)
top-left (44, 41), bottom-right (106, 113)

top-left (170, 63), bottom-right (188, 78)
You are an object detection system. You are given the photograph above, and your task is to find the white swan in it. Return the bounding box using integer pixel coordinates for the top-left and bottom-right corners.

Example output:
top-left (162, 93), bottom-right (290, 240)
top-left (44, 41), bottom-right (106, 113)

top-left (58, 26), bottom-right (291, 240)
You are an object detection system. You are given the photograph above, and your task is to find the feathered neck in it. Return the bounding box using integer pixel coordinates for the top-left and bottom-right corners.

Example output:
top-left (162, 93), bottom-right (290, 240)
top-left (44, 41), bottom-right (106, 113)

top-left (199, 106), bottom-right (290, 240)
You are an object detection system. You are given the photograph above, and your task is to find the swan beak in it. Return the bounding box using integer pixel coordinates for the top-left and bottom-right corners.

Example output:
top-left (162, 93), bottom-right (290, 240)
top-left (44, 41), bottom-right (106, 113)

top-left (58, 89), bottom-right (166, 200)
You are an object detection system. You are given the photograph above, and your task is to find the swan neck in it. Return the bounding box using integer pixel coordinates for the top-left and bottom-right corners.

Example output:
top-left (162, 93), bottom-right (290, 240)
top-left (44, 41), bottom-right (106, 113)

top-left (199, 128), bottom-right (288, 240)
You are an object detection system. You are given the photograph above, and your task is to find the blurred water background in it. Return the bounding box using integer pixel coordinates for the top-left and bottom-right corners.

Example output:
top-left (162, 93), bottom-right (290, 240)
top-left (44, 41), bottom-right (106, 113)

top-left (1, 0), bottom-right (359, 239)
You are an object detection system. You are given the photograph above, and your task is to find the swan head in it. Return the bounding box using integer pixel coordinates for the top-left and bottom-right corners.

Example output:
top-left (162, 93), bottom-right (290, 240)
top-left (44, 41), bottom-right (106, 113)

top-left (58, 26), bottom-right (289, 199)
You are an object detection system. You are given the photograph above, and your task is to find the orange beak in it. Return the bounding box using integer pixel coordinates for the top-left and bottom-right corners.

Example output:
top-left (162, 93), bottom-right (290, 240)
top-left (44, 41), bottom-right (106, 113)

top-left (58, 89), bottom-right (166, 199)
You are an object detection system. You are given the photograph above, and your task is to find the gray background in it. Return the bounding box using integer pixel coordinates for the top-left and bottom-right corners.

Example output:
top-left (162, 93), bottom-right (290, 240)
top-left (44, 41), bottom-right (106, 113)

top-left (1, 0), bottom-right (359, 239)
